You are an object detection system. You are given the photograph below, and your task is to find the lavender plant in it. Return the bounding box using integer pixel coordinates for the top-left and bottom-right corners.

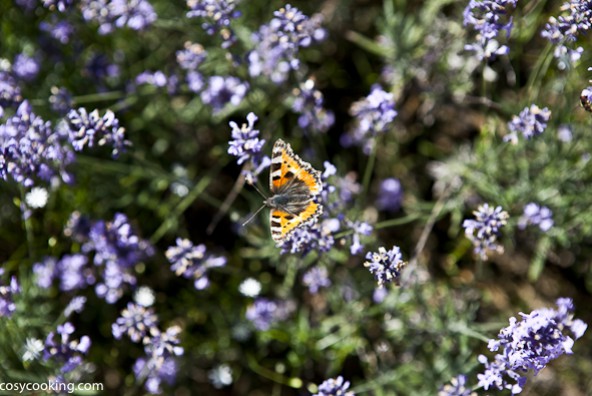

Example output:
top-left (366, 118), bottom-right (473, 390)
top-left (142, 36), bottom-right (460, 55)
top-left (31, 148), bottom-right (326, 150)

top-left (0, 0), bottom-right (591, 395)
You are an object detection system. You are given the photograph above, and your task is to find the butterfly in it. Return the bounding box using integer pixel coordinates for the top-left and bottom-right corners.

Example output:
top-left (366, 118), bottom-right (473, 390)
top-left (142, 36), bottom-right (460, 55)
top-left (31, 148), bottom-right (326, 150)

top-left (244, 139), bottom-right (323, 243)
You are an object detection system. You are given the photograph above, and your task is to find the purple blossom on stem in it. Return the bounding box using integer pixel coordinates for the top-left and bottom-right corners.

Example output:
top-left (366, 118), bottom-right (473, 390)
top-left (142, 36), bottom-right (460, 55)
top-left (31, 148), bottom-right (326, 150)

top-left (463, 0), bottom-right (517, 61)
top-left (477, 298), bottom-right (587, 394)
top-left (228, 112), bottom-right (265, 165)
top-left (63, 107), bottom-right (130, 157)
top-left (39, 18), bottom-right (75, 44)
top-left (135, 71), bottom-right (168, 88)
top-left (81, 0), bottom-right (157, 35)
top-left (313, 376), bottom-right (355, 396)
top-left (143, 325), bottom-right (184, 360)
top-left (57, 254), bottom-right (94, 292)
top-left (341, 85), bottom-right (397, 154)
top-left (291, 79), bottom-right (335, 134)
top-left (0, 276), bottom-right (20, 317)
top-left (504, 105), bottom-right (551, 143)
top-left (518, 203), bottom-right (554, 232)
top-left (134, 356), bottom-right (177, 394)
top-left (462, 203), bottom-right (509, 260)
top-left (541, 1), bottom-right (592, 69)
top-left (278, 219), bottom-right (336, 255)
top-left (44, 322), bottom-right (91, 374)
top-left (248, 5), bottom-right (326, 83)
top-left (186, 0), bottom-right (240, 47)
top-left (41, 0), bottom-right (75, 12)
top-left (376, 178), bottom-right (403, 212)
top-left (176, 42), bottom-right (207, 71)
top-left (0, 100), bottom-right (74, 187)
top-left (112, 302), bottom-right (159, 342)
top-left (200, 76), bottom-right (248, 113)
top-left (345, 220), bottom-right (373, 255)
top-left (302, 266), bottom-right (331, 294)
top-left (64, 296), bottom-right (87, 317)
top-left (439, 375), bottom-right (476, 396)
top-left (13, 53), bottom-right (40, 82)
top-left (246, 298), bottom-right (292, 331)
top-left (166, 238), bottom-right (226, 290)
top-left (364, 246), bottom-right (407, 287)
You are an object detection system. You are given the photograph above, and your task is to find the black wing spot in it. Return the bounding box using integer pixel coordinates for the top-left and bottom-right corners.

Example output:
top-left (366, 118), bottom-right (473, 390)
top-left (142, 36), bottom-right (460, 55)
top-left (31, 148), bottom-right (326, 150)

top-left (271, 162), bottom-right (282, 172)
top-left (284, 171), bottom-right (294, 179)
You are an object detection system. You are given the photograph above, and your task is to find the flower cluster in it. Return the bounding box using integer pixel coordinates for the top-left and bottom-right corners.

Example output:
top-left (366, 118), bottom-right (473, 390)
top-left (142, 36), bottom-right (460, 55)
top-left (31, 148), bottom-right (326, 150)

top-left (0, 69), bottom-right (23, 116)
top-left (40, 18), bottom-right (75, 44)
top-left (12, 53), bottom-right (40, 82)
top-left (518, 203), bottom-right (554, 232)
top-left (291, 79), bottom-right (335, 134)
top-left (135, 326), bottom-right (184, 393)
top-left (463, 203), bottom-right (509, 260)
top-left (302, 266), bottom-right (331, 294)
top-left (341, 85), bottom-right (397, 154)
top-left (0, 100), bottom-right (74, 187)
top-left (364, 246), bottom-right (407, 287)
top-left (313, 376), bottom-right (355, 396)
top-left (346, 220), bottom-right (374, 255)
top-left (200, 76), bottom-right (248, 113)
top-left (278, 219), bottom-right (337, 255)
top-left (248, 4), bottom-right (326, 83)
top-left (40, 0), bottom-right (74, 12)
top-left (246, 298), bottom-right (292, 331)
top-left (62, 107), bottom-right (130, 157)
top-left (0, 275), bottom-right (20, 317)
top-left (35, 212), bottom-right (153, 303)
top-left (438, 375), bottom-right (476, 396)
top-left (504, 104), bottom-right (551, 143)
top-left (186, 0), bottom-right (240, 47)
top-left (227, 112), bottom-right (270, 184)
top-left (80, 0), bottom-right (157, 35)
top-left (165, 238), bottom-right (226, 290)
top-left (112, 302), bottom-right (159, 342)
top-left (463, 0), bottom-right (517, 60)
top-left (477, 298), bottom-right (587, 394)
top-left (541, 0), bottom-right (592, 69)
top-left (376, 178), bottom-right (403, 212)
top-left (175, 41), bottom-right (207, 93)
top-left (44, 322), bottom-right (91, 374)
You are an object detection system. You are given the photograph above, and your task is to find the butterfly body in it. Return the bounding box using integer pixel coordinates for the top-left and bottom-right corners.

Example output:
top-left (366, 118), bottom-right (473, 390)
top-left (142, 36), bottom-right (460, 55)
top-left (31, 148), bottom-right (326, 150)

top-left (265, 139), bottom-right (323, 242)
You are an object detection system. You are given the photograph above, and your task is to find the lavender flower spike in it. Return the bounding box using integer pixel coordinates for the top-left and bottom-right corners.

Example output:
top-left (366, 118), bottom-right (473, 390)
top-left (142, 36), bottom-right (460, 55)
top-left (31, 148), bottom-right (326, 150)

top-left (504, 105), bottom-right (551, 144)
top-left (463, 203), bottom-right (509, 260)
top-left (228, 112), bottom-right (265, 165)
top-left (313, 376), bottom-right (355, 396)
top-left (364, 246), bottom-right (407, 286)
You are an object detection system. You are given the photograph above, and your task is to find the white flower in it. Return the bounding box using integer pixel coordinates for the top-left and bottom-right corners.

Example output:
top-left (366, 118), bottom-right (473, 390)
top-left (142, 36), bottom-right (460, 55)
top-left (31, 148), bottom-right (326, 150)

top-left (22, 338), bottom-right (44, 362)
top-left (25, 187), bottom-right (49, 208)
top-left (134, 286), bottom-right (155, 307)
top-left (238, 278), bottom-right (261, 297)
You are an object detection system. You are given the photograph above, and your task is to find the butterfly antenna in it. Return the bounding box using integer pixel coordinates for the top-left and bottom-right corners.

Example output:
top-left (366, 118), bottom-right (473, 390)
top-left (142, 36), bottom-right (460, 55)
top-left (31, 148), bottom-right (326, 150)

top-left (250, 182), bottom-right (268, 199)
top-left (242, 204), bottom-right (266, 227)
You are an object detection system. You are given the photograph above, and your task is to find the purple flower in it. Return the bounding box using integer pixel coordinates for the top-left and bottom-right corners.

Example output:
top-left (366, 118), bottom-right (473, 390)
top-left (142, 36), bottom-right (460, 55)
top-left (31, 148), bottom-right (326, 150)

top-left (57, 254), bottom-right (93, 292)
top-left (228, 112), bottom-right (265, 165)
top-left (63, 107), bottom-right (130, 157)
top-left (364, 246), bottom-right (407, 287)
top-left (186, 0), bottom-right (240, 47)
top-left (463, 0), bottom-right (517, 61)
top-left (143, 325), bottom-right (184, 359)
top-left (376, 178), bottom-right (403, 212)
top-left (477, 298), bottom-right (587, 394)
top-left (176, 42), bottom-right (207, 71)
top-left (248, 5), bottom-right (326, 83)
top-left (13, 53), bottom-right (40, 82)
top-left (302, 266), bottom-right (331, 294)
top-left (44, 322), bottom-right (91, 374)
top-left (518, 203), bottom-right (553, 232)
top-left (462, 203), bottom-right (509, 260)
top-left (291, 79), bottom-right (335, 134)
top-left (166, 238), bottom-right (226, 290)
top-left (439, 375), bottom-right (476, 396)
top-left (200, 76), bottom-right (248, 113)
top-left (41, 0), bottom-right (74, 12)
top-left (64, 296), bottom-right (87, 317)
top-left (134, 356), bottom-right (177, 394)
top-left (49, 86), bottom-right (73, 115)
top-left (345, 220), bottom-right (373, 255)
top-left (34, 257), bottom-right (58, 288)
top-left (112, 302), bottom-right (159, 342)
top-left (278, 220), bottom-right (336, 255)
top-left (504, 104), bottom-right (551, 143)
top-left (246, 298), bottom-right (292, 331)
top-left (313, 376), bottom-right (355, 396)
top-left (40, 18), bottom-right (75, 44)
top-left (541, 1), bottom-right (592, 69)
top-left (81, 0), bottom-right (157, 35)
top-left (0, 276), bottom-right (20, 317)
top-left (135, 71), bottom-right (168, 88)
top-left (341, 85), bottom-right (397, 154)
top-left (0, 100), bottom-right (74, 187)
